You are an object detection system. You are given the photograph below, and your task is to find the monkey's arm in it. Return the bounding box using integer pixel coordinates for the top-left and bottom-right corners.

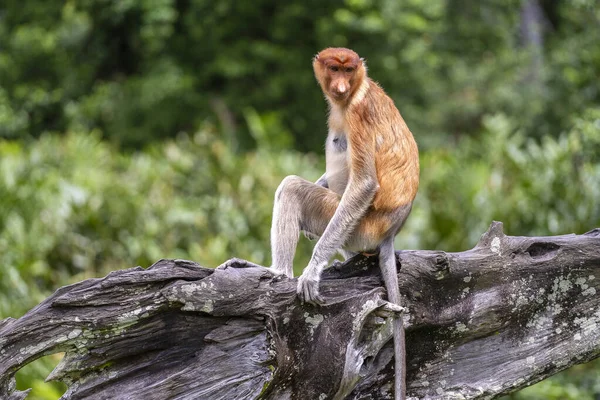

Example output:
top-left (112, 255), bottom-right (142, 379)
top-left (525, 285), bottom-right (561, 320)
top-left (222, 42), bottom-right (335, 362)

top-left (297, 175), bottom-right (377, 303)
top-left (298, 128), bottom-right (377, 303)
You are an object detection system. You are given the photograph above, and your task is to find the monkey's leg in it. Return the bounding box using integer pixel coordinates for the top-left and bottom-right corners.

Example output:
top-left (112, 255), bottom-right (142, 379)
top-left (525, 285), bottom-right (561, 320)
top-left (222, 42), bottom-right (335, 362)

top-left (379, 236), bottom-right (406, 400)
top-left (303, 172), bottom-right (329, 241)
top-left (271, 175), bottom-right (339, 278)
top-left (315, 172), bottom-right (329, 188)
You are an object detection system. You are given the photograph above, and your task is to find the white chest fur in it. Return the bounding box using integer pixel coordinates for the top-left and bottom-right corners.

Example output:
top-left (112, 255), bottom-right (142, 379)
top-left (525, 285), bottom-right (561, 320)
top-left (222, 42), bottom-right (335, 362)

top-left (325, 129), bottom-right (349, 196)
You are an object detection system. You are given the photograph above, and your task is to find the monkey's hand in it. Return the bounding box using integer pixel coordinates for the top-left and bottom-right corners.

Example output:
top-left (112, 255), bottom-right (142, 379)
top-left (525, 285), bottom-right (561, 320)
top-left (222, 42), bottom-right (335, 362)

top-left (297, 262), bottom-right (326, 305)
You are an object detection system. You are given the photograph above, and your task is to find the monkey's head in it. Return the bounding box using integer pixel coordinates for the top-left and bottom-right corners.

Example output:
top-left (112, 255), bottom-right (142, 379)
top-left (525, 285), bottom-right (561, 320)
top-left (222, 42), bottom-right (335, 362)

top-left (313, 48), bottom-right (366, 105)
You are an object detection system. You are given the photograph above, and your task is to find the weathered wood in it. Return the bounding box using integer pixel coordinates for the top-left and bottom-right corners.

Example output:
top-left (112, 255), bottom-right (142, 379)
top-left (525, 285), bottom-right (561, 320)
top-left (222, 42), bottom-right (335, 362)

top-left (1, 222), bottom-right (599, 399)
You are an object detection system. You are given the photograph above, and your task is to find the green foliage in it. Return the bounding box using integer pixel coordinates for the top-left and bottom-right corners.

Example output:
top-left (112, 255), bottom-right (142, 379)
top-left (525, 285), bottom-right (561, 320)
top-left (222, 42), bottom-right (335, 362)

top-left (2, 110), bottom-right (599, 398)
top-left (15, 355), bottom-right (67, 400)
top-left (505, 359), bottom-right (600, 400)
top-left (406, 108), bottom-right (600, 251)
top-left (0, 128), bottom-right (322, 319)
top-left (1, 0), bottom-right (599, 398)
top-left (0, 1), bottom-right (598, 150)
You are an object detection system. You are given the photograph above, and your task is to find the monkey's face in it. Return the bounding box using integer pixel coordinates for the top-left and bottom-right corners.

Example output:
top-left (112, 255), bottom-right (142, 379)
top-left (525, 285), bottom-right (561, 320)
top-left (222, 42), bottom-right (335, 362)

top-left (313, 48), bottom-right (364, 104)
top-left (325, 64), bottom-right (357, 102)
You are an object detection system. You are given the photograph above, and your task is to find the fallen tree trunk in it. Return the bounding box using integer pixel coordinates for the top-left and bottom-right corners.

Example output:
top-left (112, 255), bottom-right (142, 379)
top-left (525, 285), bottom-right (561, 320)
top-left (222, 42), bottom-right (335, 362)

top-left (1, 222), bottom-right (599, 399)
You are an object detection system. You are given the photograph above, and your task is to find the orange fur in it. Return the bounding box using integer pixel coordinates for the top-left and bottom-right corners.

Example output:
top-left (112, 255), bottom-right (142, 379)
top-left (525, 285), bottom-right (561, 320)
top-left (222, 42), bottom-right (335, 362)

top-left (314, 48), bottom-right (419, 215)
top-left (354, 83), bottom-right (420, 210)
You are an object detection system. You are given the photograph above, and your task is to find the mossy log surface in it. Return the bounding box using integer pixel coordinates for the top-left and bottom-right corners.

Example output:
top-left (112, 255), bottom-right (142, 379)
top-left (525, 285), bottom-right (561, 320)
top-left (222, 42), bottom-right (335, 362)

top-left (1, 222), bottom-right (599, 399)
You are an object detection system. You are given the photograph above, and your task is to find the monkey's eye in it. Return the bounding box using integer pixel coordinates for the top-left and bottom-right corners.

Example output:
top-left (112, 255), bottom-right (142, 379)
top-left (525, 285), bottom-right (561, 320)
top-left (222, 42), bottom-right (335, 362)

top-left (345, 67), bottom-right (354, 73)
top-left (329, 66), bottom-right (339, 72)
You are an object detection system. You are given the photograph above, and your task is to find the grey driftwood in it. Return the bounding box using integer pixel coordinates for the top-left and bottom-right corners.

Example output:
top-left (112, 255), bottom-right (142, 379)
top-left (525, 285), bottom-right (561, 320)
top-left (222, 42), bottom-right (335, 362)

top-left (1, 222), bottom-right (599, 400)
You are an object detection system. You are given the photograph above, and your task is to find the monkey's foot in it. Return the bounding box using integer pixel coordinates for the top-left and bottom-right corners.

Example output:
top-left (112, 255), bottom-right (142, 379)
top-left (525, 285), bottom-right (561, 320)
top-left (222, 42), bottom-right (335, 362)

top-left (374, 302), bottom-right (408, 319)
top-left (382, 302), bottom-right (407, 314)
top-left (216, 257), bottom-right (264, 270)
top-left (297, 275), bottom-right (325, 305)
top-left (270, 265), bottom-right (294, 278)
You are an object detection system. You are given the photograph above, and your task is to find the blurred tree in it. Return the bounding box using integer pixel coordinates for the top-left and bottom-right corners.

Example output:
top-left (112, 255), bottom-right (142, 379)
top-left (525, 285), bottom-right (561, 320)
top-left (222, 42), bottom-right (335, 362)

top-left (1, 0), bottom-right (598, 150)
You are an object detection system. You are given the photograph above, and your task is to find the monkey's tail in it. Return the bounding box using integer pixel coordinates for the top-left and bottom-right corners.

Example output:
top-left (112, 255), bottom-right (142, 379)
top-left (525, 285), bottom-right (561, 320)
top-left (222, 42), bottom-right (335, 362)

top-left (392, 310), bottom-right (406, 400)
top-left (378, 238), bottom-right (407, 400)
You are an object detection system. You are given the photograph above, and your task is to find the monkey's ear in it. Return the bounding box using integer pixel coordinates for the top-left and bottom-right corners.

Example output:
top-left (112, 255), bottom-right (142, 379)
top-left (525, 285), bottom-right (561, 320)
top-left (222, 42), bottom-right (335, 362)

top-left (315, 54), bottom-right (320, 60)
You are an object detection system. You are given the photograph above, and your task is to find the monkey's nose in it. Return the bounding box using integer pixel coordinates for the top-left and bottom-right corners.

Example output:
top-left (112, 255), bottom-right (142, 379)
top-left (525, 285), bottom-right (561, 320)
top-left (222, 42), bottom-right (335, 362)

top-left (337, 82), bottom-right (348, 93)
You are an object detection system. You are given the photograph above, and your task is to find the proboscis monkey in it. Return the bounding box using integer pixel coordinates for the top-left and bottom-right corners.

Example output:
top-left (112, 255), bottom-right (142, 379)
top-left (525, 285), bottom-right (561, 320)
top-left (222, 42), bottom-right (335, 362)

top-left (270, 47), bottom-right (419, 400)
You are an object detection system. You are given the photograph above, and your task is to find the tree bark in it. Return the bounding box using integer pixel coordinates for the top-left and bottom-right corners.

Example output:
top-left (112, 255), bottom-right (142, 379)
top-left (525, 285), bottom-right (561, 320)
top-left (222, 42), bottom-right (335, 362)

top-left (1, 222), bottom-right (599, 400)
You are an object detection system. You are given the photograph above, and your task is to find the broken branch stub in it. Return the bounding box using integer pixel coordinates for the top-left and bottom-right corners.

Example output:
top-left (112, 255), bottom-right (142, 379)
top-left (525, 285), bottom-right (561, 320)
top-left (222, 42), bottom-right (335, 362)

top-left (1, 222), bottom-right (599, 399)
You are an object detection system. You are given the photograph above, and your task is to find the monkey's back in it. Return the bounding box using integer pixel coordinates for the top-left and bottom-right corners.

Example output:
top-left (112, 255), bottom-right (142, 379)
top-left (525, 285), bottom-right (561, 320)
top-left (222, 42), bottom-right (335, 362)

top-left (355, 81), bottom-right (420, 211)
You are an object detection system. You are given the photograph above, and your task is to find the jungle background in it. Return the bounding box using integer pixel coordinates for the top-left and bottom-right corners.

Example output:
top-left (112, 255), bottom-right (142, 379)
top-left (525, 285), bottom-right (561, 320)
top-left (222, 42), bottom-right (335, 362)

top-left (1, 0), bottom-right (599, 398)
